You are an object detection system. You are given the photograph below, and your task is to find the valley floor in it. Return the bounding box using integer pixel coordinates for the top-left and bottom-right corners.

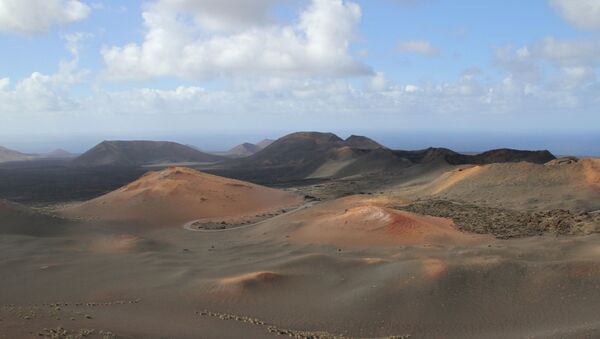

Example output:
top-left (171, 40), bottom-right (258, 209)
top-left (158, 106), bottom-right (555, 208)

top-left (2, 160), bottom-right (600, 338)
top-left (2, 211), bottom-right (600, 338)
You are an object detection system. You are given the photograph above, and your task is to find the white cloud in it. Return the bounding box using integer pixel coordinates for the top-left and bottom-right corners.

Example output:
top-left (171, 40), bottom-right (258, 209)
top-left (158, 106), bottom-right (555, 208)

top-left (494, 46), bottom-right (540, 83)
top-left (404, 84), bottom-right (420, 93)
top-left (397, 39), bottom-right (439, 56)
top-left (537, 37), bottom-right (600, 66)
top-left (159, 0), bottom-right (278, 32)
top-left (550, 0), bottom-right (600, 30)
top-left (102, 0), bottom-right (370, 81)
top-left (0, 71), bottom-right (81, 115)
top-left (492, 35), bottom-right (600, 112)
top-left (0, 77), bottom-right (9, 90)
top-left (3, 69), bottom-right (599, 135)
top-left (0, 31), bottom-right (88, 115)
top-left (84, 67), bottom-right (597, 122)
top-left (0, 0), bottom-right (90, 34)
top-left (495, 37), bottom-right (600, 89)
top-left (62, 32), bottom-right (92, 61)
top-left (369, 72), bottom-right (388, 91)
top-left (560, 66), bottom-right (596, 87)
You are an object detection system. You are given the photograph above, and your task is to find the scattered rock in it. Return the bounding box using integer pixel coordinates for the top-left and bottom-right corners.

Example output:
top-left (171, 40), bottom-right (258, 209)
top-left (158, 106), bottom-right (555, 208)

top-left (396, 199), bottom-right (600, 238)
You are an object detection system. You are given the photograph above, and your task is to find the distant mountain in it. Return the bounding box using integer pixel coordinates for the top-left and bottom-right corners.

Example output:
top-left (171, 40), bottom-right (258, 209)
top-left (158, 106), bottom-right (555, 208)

top-left (73, 140), bottom-right (224, 167)
top-left (0, 146), bottom-right (35, 163)
top-left (235, 132), bottom-right (345, 169)
top-left (45, 149), bottom-right (77, 158)
top-left (220, 132), bottom-right (558, 182)
top-left (212, 139), bottom-right (276, 158)
top-left (343, 135), bottom-right (384, 150)
top-left (226, 132), bottom-right (408, 180)
top-left (225, 142), bottom-right (263, 157)
top-left (256, 139), bottom-right (275, 149)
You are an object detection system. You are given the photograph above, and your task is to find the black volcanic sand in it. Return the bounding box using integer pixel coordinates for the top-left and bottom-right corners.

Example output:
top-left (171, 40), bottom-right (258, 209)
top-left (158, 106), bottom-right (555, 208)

top-left (2, 212), bottom-right (600, 338)
top-left (0, 160), bottom-right (145, 205)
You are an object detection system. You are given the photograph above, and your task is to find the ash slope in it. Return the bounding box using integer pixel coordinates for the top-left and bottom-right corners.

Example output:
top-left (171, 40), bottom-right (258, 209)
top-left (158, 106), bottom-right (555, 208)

top-left (0, 200), bottom-right (71, 237)
top-left (3, 193), bottom-right (600, 338)
top-left (61, 167), bottom-right (302, 225)
top-left (398, 157), bottom-right (600, 211)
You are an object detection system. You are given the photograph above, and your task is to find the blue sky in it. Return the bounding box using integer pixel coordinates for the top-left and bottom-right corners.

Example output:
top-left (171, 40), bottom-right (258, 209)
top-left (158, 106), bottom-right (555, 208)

top-left (0, 0), bottom-right (599, 153)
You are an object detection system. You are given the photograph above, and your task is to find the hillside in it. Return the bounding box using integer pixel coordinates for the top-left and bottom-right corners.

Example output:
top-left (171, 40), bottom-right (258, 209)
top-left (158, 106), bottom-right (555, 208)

top-left (343, 135), bottom-right (384, 149)
top-left (449, 148), bottom-right (556, 165)
top-left (225, 142), bottom-right (262, 157)
top-left (400, 158), bottom-right (600, 211)
top-left (61, 167), bottom-right (302, 225)
top-left (262, 195), bottom-right (488, 247)
top-left (394, 147), bottom-right (556, 165)
top-left (226, 132), bottom-right (406, 180)
top-left (256, 139), bottom-right (275, 149)
top-left (222, 132), bottom-right (555, 183)
top-left (45, 149), bottom-right (76, 158)
top-left (0, 146), bottom-right (35, 163)
top-left (73, 140), bottom-right (224, 167)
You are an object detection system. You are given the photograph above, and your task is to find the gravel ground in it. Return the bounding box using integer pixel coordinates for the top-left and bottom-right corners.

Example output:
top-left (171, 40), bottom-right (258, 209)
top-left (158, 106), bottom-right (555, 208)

top-left (395, 199), bottom-right (600, 239)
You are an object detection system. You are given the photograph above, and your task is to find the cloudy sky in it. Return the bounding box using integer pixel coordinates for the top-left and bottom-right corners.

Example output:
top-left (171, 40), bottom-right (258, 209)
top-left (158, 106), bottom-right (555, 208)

top-left (0, 0), bottom-right (599, 153)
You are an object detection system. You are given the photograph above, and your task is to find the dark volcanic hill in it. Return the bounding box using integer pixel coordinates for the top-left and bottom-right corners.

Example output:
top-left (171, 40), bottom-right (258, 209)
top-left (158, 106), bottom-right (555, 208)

top-left (395, 147), bottom-right (556, 165)
top-left (224, 132), bottom-right (408, 180)
top-left (0, 146), bottom-right (35, 163)
top-left (343, 135), bottom-right (384, 150)
top-left (394, 147), bottom-right (460, 164)
top-left (212, 132), bottom-right (557, 183)
top-left (256, 139), bottom-right (275, 149)
top-left (45, 149), bottom-right (77, 158)
top-left (460, 148), bottom-right (556, 164)
top-left (73, 140), bottom-right (224, 167)
top-left (244, 132), bottom-right (344, 167)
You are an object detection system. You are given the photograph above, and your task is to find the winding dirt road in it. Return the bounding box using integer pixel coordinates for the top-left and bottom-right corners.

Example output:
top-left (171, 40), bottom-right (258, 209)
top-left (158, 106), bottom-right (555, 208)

top-left (182, 201), bottom-right (319, 233)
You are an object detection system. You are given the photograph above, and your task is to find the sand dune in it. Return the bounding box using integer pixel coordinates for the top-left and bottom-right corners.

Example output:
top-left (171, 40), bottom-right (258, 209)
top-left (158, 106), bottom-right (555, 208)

top-left (89, 234), bottom-right (160, 253)
top-left (218, 271), bottom-right (285, 292)
top-left (402, 158), bottom-right (600, 211)
top-left (269, 195), bottom-right (488, 247)
top-left (583, 158), bottom-right (600, 187)
top-left (61, 167), bottom-right (302, 225)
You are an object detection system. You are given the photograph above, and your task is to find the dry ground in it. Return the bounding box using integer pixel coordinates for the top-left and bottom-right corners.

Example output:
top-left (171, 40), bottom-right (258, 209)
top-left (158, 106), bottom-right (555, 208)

top-left (2, 161), bottom-right (600, 338)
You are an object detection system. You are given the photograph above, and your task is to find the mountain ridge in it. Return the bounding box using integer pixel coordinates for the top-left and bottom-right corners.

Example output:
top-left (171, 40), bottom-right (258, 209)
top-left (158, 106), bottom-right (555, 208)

top-left (73, 140), bottom-right (224, 167)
